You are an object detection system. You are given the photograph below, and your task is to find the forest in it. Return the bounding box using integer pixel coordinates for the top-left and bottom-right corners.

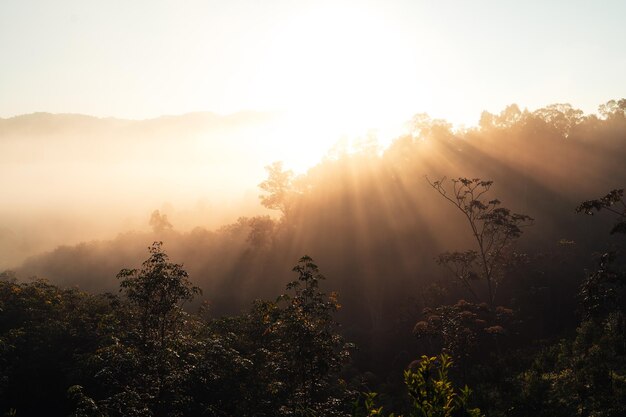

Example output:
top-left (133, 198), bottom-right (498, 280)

top-left (1, 99), bottom-right (626, 416)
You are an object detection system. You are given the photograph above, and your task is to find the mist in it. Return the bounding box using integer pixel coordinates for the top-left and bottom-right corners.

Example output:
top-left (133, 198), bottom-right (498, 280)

top-left (7, 101), bottom-right (625, 324)
top-left (0, 111), bottom-right (297, 269)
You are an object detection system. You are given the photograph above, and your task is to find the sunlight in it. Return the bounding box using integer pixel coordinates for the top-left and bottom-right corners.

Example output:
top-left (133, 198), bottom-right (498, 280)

top-left (251, 110), bottom-right (408, 174)
top-left (243, 3), bottom-right (428, 170)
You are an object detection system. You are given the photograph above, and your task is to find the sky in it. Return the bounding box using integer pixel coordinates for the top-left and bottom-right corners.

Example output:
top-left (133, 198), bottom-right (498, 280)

top-left (1, 0), bottom-right (625, 130)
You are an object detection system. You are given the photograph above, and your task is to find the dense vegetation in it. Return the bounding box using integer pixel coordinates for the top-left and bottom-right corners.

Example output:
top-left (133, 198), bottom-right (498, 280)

top-left (2, 99), bottom-right (626, 415)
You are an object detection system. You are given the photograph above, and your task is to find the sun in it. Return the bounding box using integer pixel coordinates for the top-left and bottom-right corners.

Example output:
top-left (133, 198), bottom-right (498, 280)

top-left (241, 4), bottom-right (430, 170)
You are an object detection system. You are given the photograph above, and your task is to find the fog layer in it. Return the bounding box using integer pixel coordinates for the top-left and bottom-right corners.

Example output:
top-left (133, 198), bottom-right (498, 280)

top-left (0, 111), bottom-right (292, 268)
top-left (8, 101), bottom-right (626, 340)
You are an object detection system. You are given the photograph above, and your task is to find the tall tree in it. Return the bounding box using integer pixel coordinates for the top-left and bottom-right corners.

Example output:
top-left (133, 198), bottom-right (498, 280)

top-left (79, 242), bottom-right (202, 417)
top-left (117, 241), bottom-right (200, 351)
top-left (427, 177), bottom-right (533, 308)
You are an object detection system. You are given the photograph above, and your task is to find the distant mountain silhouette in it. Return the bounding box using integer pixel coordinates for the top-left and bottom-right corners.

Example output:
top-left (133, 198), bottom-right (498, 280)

top-left (0, 111), bottom-right (275, 137)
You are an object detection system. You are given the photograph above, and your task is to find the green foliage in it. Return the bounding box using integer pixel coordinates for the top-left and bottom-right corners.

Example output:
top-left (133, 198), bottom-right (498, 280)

top-left (275, 256), bottom-right (353, 414)
top-left (404, 355), bottom-right (482, 417)
top-left (514, 313), bottom-right (626, 417)
top-left (85, 253), bottom-right (353, 417)
top-left (246, 215), bottom-right (276, 247)
top-left (85, 242), bottom-right (202, 417)
top-left (214, 255), bottom-right (354, 416)
top-left (356, 355), bottom-right (482, 417)
top-left (116, 241), bottom-right (200, 350)
top-left (0, 277), bottom-right (119, 415)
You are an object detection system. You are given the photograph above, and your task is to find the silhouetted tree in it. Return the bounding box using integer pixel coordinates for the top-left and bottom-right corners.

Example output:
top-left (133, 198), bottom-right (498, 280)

top-left (80, 242), bottom-right (202, 417)
top-left (512, 191), bottom-right (626, 417)
top-left (187, 255), bottom-right (353, 417)
top-left (246, 215), bottom-right (276, 247)
top-left (427, 177), bottom-right (533, 308)
top-left (149, 210), bottom-right (173, 233)
top-left (599, 99), bottom-right (626, 120)
top-left (576, 188), bottom-right (626, 235)
top-left (277, 256), bottom-right (352, 413)
top-left (413, 300), bottom-right (514, 365)
top-left (259, 161), bottom-right (297, 218)
top-left (0, 278), bottom-right (118, 416)
top-left (532, 103), bottom-right (584, 136)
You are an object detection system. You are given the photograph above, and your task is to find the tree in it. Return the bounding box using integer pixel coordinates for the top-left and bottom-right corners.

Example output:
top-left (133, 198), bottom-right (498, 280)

top-left (188, 256), bottom-right (353, 417)
top-left (149, 210), bottom-right (173, 233)
top-left (598, 99), bottom-right (626, 120)
top-left (413, 300), bottom-right (514, 365)
top-left (513, 191), bottom-right (626, 417)
top-left (427, 177), bottom-right (533, 308)
top-left (268, 256), bottom-right (352, 415)
top-left (0, 278), bottom-right (118, 416)
top-left (259, 161), bottom-right (297, 218)
top-left (245, 215), bottom-right (276, 247)
top-left (117, 241), bottom-right (200, 350)
top-left (532, 103), bottom-right (584, 136)
top-left (576, 188), bottom-right (626, 235)
top-left (409, 113), bottom-right (453, 141)
top-left (82, 242), bottom-right (202, 417)
top-left (575, 188), bottom-right (626, 319)
top-left (479, 104), bottom-right (525, 130)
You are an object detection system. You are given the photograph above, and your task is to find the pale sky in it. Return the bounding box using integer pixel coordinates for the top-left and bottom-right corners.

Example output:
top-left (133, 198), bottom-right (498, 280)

top-left (1, 0), bottom-right (625, 128)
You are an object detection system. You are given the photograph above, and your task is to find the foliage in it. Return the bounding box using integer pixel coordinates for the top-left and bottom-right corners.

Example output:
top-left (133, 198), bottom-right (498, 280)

top-left (427, 177), bottom-right (533, 308)
top-left (0, 277), bottom-right (119, 416)
top-left (149, 210), bottom-right (173, 233)
top-left (3, 101), bottom-right (626, 416)
top-left (63, 251), bottom-right (353, 417)
top-left (215, 256), bottom-right (354, 417)
top-left (576, 188), bottom-right (626, 235)
top-left (259, 161), bottom-right (297, 218)
top-left (116, 241), bottom-right (200, 350)
top-left (404, 355), bottom-right (482, 417)
top-left (246, 215), bottom-right (276, 247)
top-left (80, 242), bottom-right (202, 417)
top-left (532, 103), bottom-right (584, 136)
top-left (579, 252), bottom-right (626, 321)
top-left (274, 256), bottom-right (353, 415)
top-left (413, 300), bottom-right (514, 364)
top-left (598, 99), bottom-right (626, 120)
top-left (221, 215), bottom-right (277, 248)
top-left (355, 354), bottom-right (482, 417)
top-left (508, 188), bottom-right (626, 417)
top-left (513, 313), bottom-right (626, 417)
